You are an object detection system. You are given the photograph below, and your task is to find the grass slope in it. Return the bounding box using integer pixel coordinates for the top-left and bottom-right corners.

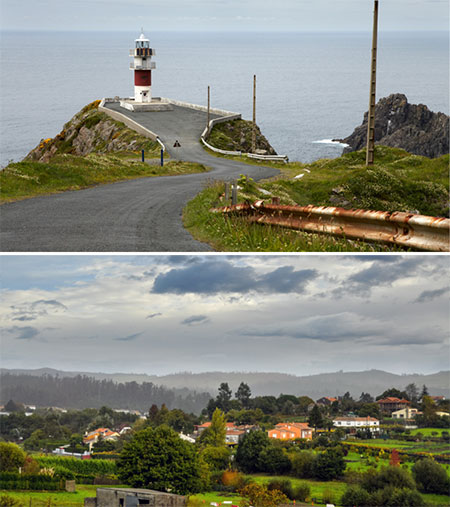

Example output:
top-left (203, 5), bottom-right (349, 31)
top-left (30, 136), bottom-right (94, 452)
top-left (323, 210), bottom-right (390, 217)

top-left (0, 155), bottom-right (208, 203)
top-left (184, 146), bottom-right (449, 252)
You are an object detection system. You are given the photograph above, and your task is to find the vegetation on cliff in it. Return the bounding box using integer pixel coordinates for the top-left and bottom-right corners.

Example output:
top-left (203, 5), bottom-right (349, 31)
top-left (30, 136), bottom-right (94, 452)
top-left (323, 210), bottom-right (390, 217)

top-left (207, 119), bottom-right (277, 155)
top-left (1, 101), bottom-right (209, 203)
top-left (183, 146), bottom-right (449, 252)
top-left (26, 100), bottom-right (161, 162)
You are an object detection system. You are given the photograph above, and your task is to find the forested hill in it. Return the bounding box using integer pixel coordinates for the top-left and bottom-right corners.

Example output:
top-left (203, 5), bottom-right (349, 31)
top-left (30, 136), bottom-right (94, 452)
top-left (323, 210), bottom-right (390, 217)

top-left (2, 368), bottom-right (449, 400)
top-left (0, 373), bottom-right (211, 414)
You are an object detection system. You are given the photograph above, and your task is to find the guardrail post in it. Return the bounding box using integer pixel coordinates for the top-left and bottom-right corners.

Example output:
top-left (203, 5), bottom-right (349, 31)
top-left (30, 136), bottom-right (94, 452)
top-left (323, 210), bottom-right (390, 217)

top-left (231, 182), bottom-right (237, 205)
top-left (160, 149), bottom-right (164, 167)
top-left (141, 149), bottom-right (145, 162)
top-left (224, 182), bottom-right (230, 202)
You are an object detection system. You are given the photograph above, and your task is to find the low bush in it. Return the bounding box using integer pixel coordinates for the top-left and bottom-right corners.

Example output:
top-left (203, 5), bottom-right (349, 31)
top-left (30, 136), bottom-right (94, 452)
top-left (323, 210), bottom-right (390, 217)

top-left (293, 482), bottom-right (311, 502)
top-left (267, 478), bottom-right (293, 499)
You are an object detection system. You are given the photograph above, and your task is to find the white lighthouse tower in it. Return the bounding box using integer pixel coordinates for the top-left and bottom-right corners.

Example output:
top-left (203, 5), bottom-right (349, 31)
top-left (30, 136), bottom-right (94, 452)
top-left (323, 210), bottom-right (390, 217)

top-left (130, 31), bottom-right (156, 103)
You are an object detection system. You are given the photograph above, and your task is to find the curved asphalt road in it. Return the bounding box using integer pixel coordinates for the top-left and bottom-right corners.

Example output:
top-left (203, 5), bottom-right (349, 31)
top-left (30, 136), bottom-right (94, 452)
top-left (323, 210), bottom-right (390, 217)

top-left (1, 104), bottom-right (278, 252)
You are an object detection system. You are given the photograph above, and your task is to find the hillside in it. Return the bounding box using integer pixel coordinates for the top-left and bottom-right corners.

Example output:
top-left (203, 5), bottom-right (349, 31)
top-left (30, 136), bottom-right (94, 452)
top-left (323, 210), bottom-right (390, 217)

top-left (26, 100), bottom-right (159, 162)
top-left (183, 145), bottom-right (449, 252)
top-left (0, 101), bottom-right (209, 203)
top-left (2, 368), bottom-right (449, 401)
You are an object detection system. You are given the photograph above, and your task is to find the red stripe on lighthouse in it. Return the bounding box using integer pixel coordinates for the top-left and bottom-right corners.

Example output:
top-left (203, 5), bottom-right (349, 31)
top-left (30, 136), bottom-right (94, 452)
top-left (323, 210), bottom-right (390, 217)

top-left (134, 70), bottom-right (152, 86)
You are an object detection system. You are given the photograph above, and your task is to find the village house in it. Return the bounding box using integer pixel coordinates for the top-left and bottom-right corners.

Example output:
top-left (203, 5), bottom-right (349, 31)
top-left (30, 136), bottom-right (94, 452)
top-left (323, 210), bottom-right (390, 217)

top-left (195, 421), bottom-right (257, 445)
top-left (333, 416), bottom-right (380, 433)
top-left (392, 407), bottom-right (421, 420)
top-left (376, 397), bottom-right (410, 413)
top-left (83, 428), bottom-right (120, 450)
top-left (316, 397), bottom-right (338, 406)
top-left (268, 422), bottom-right (314, 441)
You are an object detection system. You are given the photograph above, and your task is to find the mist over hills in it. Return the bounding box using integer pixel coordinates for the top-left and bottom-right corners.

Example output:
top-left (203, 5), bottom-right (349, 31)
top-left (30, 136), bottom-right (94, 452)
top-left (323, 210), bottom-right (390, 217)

top-left (2, 368), bottom-right (449, 402)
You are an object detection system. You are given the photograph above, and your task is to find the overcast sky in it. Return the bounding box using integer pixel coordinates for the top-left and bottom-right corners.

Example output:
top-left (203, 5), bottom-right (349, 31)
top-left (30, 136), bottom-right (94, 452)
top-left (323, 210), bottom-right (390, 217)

top-left (1, 0), bottom-right (448, 32)
top-left (1, 254), bottom-right (448, 376)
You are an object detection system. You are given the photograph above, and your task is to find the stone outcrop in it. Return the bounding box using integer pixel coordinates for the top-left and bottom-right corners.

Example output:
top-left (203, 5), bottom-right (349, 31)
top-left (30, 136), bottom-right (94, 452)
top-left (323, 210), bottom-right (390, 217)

top-left (26, 101), bottom-right (154, 163)
top-left (338, 94), bottom-right (449, 158)
top-left (209, 119), bottom-right (277, 155)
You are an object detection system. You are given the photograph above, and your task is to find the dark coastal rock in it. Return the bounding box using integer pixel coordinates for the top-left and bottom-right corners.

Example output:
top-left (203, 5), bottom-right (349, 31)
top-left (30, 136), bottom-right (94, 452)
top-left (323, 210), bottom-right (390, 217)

top-left (338, 94), bottom-right (449, 158)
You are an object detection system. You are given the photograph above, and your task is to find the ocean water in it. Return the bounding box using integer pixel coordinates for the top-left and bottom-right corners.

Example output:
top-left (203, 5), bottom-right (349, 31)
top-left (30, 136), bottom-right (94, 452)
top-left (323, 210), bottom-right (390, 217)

top-left (0, 30), bottom-right (448, 167)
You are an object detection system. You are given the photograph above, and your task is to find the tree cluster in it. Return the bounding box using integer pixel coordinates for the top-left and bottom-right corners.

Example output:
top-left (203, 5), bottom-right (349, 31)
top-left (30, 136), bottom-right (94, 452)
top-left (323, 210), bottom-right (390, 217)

top-left (0, 373), bottom-right (210, 413)
top-left (205, 382), bottom-right (314, 418)
top-left (340, 461), bottom-right (448, 507)
top-left (235, 430), bottom-right (346, 480)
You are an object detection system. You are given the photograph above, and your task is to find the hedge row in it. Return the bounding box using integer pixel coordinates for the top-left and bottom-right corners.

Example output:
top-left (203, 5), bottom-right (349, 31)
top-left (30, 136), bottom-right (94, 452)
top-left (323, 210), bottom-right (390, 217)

top-left (35, 456), bottom-right (116, 475)
top-left (0, 473), bottom-right (64, 491)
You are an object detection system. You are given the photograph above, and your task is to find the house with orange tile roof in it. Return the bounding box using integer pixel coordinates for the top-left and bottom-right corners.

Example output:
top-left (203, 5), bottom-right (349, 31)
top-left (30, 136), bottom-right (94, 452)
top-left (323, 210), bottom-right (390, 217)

top-left (268, 422), bottom-right (314, 441)
top-left (196, 421), bottom-right (257, 445)
top-left (83, 427), bottom-right (120, 450)
top-left (376, 397), bottom-right (410, 413)
top-left (316, 397), bottom-right (338, 406)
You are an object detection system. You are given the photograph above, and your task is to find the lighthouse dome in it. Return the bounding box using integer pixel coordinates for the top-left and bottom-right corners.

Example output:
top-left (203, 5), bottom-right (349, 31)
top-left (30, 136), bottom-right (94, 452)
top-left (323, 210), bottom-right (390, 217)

top-left (135, 32), bottom-right (149, 42)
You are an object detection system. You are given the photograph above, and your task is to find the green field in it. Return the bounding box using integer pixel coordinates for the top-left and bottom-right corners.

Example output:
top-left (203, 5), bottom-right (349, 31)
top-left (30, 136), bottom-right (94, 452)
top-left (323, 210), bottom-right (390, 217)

top-left (408, 428), bottom-right (449, 437)
top-left (0, 485), bottom-right (124, 506)
top-left (350, 438), bottom-right (450, 456)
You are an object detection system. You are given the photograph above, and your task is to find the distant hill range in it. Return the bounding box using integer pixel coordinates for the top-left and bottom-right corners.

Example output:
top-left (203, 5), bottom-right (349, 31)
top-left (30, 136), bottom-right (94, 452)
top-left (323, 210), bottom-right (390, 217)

top-left (337, 93), bottom-right (449, 158)
top-left (2, 368), bottom-right (449, 400)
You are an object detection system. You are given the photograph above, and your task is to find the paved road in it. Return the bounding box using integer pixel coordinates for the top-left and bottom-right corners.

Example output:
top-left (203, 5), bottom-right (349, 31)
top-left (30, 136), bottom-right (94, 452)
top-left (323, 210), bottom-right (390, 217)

top-left (1, 104), bottom-right (278, 252)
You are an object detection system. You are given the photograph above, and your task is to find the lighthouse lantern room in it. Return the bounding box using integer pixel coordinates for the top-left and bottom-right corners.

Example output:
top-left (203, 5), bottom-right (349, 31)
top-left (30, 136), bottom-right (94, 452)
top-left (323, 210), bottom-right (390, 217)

top-left (130, 32), bottom-right (156, 103)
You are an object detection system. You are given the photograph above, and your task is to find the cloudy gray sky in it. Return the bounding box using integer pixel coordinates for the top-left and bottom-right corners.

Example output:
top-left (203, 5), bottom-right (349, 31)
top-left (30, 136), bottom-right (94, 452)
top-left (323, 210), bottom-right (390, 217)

top-left (1, 255), bottom-right (448, 376)
top-left (1, 0), bottom-right (448, 32)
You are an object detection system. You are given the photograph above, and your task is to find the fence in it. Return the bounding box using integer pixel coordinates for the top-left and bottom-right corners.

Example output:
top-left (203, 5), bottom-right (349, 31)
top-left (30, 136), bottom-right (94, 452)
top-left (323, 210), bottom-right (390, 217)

top-left (211, 200), bottom-right (450, 252)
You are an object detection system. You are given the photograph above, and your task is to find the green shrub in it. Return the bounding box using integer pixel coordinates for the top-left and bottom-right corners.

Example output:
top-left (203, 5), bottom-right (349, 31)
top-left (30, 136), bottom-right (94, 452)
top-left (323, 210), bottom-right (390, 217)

top-left (412, 457), bottom-right (450, 494)
top-left (53, 465), bottom-right (75, 480)
top-left (0, 494), bottom-right (23, 507)
top-left (341, 486), bottom-right (372, 507)
top-left (290, 450), bottom-right (315, 478)
top-left (267, 478), bottom-right (294, 499)
top-left (292, 482), bottom-right (311, 502)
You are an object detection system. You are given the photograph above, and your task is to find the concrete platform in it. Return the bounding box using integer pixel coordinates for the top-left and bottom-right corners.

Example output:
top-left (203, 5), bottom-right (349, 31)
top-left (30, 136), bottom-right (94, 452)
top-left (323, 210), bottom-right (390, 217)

top-left (120, 98), bottom-right (173, 112)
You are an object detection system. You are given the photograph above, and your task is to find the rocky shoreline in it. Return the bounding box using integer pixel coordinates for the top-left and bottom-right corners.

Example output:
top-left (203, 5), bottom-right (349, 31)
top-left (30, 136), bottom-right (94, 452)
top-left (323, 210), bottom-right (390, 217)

top-left (336, 94), bottom-right (449, 159)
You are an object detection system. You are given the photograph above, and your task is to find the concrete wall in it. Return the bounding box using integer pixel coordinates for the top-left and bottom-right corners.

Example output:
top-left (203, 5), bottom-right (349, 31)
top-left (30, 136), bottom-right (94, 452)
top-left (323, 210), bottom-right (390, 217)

top-left (98, 99), bottom-right (159, 142)
top-left (85, 488), bottom-right (187, 507)
top-left (161, 97), bottom-right (239, 117)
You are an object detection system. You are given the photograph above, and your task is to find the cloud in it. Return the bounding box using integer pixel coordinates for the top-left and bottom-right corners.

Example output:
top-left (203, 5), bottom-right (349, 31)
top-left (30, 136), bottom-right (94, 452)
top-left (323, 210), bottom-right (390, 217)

top-left (4, 326), bottom-right (40, 340)
top-left (114, 332), bottom-right (143, 342)
top-left (146, 313), bottom-right (162, 319)
top-left (181, 315), bottom-right (210, 326)
top-left (337, 257), bottom-right (448, 297)
top-left (152, 261), bottom-right (318, 295)
top-left (414, 287), bottom-right (450, 303)
top-left (10, 299), bottom-right (67, 322)
top-left (239, 312), bottom-right (383, 342)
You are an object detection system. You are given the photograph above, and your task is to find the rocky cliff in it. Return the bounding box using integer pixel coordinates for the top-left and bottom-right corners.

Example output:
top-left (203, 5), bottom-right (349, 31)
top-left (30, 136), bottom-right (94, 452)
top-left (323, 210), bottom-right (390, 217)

top-left (208, 119), bottom-right (277, 155)
top-left (339, 94), bottom-right (449, 158)
top-left (26, 100), bottom-right (158, 163)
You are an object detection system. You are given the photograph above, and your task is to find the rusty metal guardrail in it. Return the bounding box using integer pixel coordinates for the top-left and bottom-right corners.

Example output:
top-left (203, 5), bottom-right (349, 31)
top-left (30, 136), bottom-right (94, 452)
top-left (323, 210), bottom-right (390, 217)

top-left (210, 200), bottom-right (450, 252)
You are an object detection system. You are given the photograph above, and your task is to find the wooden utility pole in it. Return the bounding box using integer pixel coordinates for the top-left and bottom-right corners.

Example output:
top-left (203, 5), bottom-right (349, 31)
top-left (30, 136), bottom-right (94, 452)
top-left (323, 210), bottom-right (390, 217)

top-left (207, 85), bottom-right (211, 129)
top-left (366, 0), bottom-right (379, 166)
top-left (252, 74), bottom-right (257, 153)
